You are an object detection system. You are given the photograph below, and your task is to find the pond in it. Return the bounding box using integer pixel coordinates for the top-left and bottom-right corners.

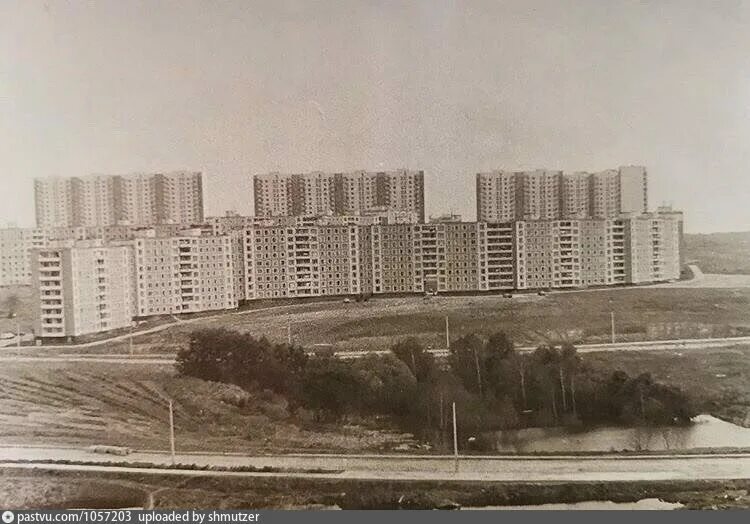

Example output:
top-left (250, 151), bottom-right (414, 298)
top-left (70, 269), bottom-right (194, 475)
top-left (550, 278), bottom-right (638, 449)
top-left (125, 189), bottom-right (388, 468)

top-left (466, 498), bottom-right (684, 510)
top-left (492, 414), bottom-right (750, 453)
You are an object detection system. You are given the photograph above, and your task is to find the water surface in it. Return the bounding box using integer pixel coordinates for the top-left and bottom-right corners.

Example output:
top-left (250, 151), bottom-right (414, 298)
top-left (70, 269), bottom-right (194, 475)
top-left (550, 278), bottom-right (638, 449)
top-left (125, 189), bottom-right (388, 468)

top-left (493, 414), bottom-right (750, 453)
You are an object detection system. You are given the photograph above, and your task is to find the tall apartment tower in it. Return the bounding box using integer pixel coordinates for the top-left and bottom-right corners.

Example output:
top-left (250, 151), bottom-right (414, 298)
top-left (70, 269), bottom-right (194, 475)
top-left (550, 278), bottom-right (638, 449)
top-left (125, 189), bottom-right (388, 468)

top-left (561, 172), bottom-right (591, 219)
top-left (115, 173), bottom-right (157, 226)
top-left (33, 172), bottom-right (204, 227)
top-left (518, 169), bottom-right (562, 220)
top-left (253, 170), bottom-right (425, 222)
top-left (475, 171), bottom-right (519, 221)
top-left (589, 169), bottom-right (621, 218)
top-left (71, 175), bottom-right (117, 227)
top-left (477, 166), bottom-right (649, 221)
top-left (153, 171), bottom-right (204, 225)
top-left (34, 178), bottom-right (74, 228)
top-left (618, 165), bottom-right (648, 215)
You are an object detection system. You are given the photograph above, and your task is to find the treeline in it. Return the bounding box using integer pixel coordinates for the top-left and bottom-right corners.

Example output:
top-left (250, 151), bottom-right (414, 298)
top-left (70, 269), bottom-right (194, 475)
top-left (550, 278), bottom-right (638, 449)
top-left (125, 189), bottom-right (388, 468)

top-left (176, 329), bottom-right (696, 445)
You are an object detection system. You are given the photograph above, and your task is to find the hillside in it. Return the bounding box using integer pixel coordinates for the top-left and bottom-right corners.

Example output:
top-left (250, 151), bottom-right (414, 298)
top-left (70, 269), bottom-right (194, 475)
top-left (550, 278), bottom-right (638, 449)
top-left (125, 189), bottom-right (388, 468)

top-left (684, 232), bottom-right (750, 275)
top-left (0, 361), bottom-right (411, 452)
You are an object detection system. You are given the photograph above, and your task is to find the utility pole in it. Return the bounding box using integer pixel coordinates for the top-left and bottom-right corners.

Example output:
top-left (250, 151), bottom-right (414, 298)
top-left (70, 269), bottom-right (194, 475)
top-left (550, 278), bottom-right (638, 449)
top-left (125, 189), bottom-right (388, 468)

top-left (129, 322), bottom-right (134, 355)
top-left (610, 311), bottom-right (616, 344)
top-left (15, 320), bottom-right (21, 358)
top-left (287, 320), bottom-right (292, 345)
top-left (452, 401), bottom-right (459, 473)
top-left (445, 316), bottom-right (450, 349)
top-left (168, 400), bottom-right (176, 465)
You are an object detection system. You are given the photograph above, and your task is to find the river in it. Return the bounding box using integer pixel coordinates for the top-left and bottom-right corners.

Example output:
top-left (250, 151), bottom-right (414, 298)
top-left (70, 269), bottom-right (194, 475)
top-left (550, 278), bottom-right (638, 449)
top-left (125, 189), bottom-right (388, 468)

top-left (492, 414), bottom-right (750, 453)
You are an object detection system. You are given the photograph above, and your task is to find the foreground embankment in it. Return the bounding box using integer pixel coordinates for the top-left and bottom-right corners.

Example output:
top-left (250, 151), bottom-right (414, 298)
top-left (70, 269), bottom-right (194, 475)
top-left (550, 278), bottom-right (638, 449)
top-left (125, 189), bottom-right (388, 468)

top-left (3, 467), bottom-right (750, 509)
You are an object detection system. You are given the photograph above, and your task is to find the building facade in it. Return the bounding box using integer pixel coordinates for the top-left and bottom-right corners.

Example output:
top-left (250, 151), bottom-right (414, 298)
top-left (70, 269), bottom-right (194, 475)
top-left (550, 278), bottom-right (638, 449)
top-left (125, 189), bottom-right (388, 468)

top-left (254, 170), bottom-right (425, 222)
top-left (33, 172), bottom-right (204, 228)
top-left (132, 229), bottom-right (237, 316)
top-left (31, 241), bottom-right (135, 339)
top-left (477, 166), bottom-right (649, 221)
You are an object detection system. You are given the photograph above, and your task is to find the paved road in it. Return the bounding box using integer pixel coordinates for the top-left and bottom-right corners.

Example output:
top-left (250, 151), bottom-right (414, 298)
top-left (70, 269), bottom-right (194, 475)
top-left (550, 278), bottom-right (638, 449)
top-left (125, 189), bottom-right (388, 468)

top-left (23, 303), bottom-right (299, 351)
top-left (2, 335), bottom-right (749, 365)
top-left (1, 446), bottom-right (750, 481)
top-left (652, 265), bottom-right (750, 289)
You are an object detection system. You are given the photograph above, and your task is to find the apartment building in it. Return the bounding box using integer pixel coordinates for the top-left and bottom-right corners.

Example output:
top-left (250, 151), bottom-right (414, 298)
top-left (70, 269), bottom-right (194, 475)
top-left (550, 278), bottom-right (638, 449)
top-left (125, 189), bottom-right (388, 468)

top-left (31, 240), bottom-right (135, 339)
top-left (519, 170), bottom-right (562, 220)
top-left (34, 177), bottom-right (74, 228)
top-left (561, 172), bottom-right (591, 219)
top-left (132, 228), bottom-right (237, 316)
top-left (618, 166), bottom-right (648, 215)
top-left (477, 166), bottom-right (649, 221)
top-left (0, 228), bottom-right (48, 286)
top-left (623, 210), bottom-right (682, 284)
top-left (33, 172), bottom-right (204, 228)
top-left (154, 172), bottom-right (204, 225)
top-left (71, 175), bottom-right (117, 227)
top-left (369, 224), bottom-right (415, 294)
top-left (254, 170), bottom-right (425, 222)
top-left (478, 222), bottom-right (515, 291)
top-left (590, 169), bottom-right (621, 218)
top-left (245, 225), bottom-right (363, 300)
top-left (476, 171), bottom-right (519, 222)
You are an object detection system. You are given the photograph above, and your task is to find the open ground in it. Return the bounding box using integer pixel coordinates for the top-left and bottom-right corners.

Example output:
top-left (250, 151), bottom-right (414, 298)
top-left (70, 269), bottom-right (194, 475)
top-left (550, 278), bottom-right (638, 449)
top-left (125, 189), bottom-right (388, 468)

top-left (2, 343), bottom-right (750, 454)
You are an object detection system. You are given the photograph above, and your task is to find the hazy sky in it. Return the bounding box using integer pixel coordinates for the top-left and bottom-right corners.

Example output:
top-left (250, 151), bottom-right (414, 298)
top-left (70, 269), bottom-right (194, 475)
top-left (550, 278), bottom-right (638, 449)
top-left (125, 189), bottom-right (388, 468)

top-left (1, 0), bottom-right (749, 232)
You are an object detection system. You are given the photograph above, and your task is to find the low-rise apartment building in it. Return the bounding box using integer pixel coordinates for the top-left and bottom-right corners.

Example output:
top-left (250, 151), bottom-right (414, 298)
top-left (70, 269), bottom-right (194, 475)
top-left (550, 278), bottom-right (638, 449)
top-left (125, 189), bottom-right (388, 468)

top-left (31, 240), bottom-right (135, 339)
top-left (132, 228), bottom-right (237, 316)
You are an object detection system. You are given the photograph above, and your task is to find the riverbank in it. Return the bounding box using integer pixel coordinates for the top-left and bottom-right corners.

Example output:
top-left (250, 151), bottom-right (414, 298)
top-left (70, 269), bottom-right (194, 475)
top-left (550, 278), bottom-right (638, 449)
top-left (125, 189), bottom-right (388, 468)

top-left (3, 468), bottom-right (750, 509)
top-left (586, 344), bottom-right (750, 429)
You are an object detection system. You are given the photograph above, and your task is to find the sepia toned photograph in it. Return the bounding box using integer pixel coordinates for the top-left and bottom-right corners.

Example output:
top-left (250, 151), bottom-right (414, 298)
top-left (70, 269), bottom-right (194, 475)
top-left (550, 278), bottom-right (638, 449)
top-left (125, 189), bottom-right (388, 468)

top-left (1, 0), bottom-right (749, 515)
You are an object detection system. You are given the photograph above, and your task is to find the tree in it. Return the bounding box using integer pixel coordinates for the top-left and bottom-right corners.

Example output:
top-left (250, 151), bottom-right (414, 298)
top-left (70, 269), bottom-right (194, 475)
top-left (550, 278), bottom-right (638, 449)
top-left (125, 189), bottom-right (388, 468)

top-left (391, 337), bottom-right (437, 383)
top-left (301, 357), bottom-right (361, 421)
top-left (448, 334), bottom-right (486, 397)
top-left (352, 354), bottom-right (418, 416)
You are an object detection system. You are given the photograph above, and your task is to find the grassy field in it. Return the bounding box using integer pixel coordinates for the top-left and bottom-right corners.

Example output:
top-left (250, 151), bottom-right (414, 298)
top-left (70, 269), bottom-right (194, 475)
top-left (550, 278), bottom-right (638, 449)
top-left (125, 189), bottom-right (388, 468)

top-left (684, 231), bottom-right (750, 275)
top-left (6, 279), bottom-right (750, 357)
top-left (586, 344), bottom-right (750, 428)
top-left (0, 360), bottom-right (411, 452)
top-left (120, 287), bottom-right (750, 355)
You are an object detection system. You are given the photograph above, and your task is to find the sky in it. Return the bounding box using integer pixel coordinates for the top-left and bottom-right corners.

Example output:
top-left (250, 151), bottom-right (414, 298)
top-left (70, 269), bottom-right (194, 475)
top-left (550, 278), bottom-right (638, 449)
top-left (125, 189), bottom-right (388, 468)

top-left (1, 0), bottom-right (749, 233)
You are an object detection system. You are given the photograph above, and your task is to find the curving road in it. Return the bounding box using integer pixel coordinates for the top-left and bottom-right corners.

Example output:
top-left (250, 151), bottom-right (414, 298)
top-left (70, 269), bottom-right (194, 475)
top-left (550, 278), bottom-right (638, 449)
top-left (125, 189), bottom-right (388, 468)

top-left (1, 445), bottom-right (750, 481)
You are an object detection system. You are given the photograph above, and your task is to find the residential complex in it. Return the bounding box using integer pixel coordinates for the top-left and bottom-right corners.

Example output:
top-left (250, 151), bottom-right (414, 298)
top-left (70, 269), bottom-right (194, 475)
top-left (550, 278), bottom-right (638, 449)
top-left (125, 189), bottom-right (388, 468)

top-left (9, 165), bottom-right (684, 340)
top-left (476, 166), bottom-right (648, 221)
top-left (253, 170), bottom-right (425, 222)
top-left (33, 172), bottom-right (204, 228)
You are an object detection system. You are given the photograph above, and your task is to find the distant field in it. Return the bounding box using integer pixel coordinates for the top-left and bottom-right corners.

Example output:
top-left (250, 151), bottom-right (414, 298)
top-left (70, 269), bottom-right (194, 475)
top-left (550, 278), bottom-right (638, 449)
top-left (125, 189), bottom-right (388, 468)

top-left (684, 231), bottom-right (750, 275)
top-left (121, 287), bottom-right (750, 354)
top-left (0, 360), bottom-right (410, 452)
